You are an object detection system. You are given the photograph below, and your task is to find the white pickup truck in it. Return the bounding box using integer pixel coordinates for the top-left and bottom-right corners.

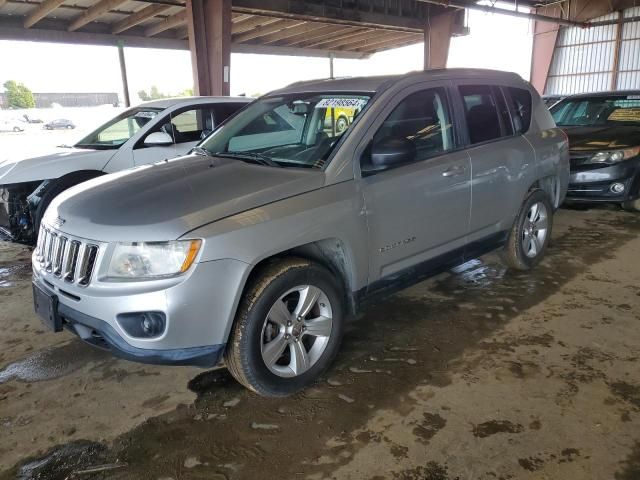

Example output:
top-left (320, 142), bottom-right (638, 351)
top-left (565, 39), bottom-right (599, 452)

top-left (0, 96), bottom-right (251, 243)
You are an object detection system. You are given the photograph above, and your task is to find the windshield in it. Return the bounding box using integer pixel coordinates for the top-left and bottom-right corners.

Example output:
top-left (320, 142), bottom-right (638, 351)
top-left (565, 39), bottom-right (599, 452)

top-left (199, 93), bottom-right (371, 168)
top-left (551, 95), bottom-right (640, 127)
top-left (75, 107), bottom-right (163, 149)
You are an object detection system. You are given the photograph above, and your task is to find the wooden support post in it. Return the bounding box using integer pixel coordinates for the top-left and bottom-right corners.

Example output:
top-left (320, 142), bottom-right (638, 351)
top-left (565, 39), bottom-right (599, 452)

top-left (117, 41), bottom-right (130, 107)
top-left (186, 0), bottom-right (231, 96)
top-left (423, 10), bottom-right (455, 69)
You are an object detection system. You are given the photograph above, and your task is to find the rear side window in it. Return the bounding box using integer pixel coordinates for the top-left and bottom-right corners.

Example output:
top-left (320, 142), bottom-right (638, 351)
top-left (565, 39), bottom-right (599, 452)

top-left (506, 87), bottom-right (532, 133)
top-left (459, 85), bottom-right (503, 144)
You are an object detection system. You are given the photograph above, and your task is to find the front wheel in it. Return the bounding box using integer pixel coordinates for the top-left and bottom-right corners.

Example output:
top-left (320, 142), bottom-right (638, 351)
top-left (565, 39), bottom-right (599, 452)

top-left (622, 198), bottom-right (640, 212)
top-left (225, 258), bottom-right (345, 397)
top-left (500, 189), bottom-right (553, 271)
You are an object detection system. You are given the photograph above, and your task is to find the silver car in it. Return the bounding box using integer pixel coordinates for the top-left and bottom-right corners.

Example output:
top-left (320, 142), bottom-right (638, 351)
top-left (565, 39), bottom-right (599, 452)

top-left (32, 69), bottom-right (569, 396)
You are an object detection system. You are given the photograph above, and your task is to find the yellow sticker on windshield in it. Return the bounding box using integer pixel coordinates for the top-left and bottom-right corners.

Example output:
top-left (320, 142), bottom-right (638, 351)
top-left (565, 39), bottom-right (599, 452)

top-left (608, 108), bottom-right (640, 122)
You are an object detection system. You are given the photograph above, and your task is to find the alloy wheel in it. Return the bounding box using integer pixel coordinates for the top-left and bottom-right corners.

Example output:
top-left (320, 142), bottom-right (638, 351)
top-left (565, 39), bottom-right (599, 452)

top-left (522, 201), bottom-right (549, 258)
top-left (260, 285), bottom-right (333, 378)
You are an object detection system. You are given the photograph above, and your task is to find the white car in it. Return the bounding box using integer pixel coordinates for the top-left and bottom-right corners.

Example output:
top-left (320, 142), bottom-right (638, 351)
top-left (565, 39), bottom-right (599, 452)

top-left (0, 119), bottom-right (25, 133)
top-left (0, 96), bottom-right (251, 242)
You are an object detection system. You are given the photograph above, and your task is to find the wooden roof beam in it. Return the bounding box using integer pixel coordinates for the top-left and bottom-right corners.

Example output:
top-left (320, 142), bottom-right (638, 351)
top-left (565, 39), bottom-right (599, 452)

top-left (354, 33), bottom-right (421, 52)
top-left (305, 28), bottom-right (375, 49)
top-left (111, 3), bottom-right (172, 34)
top-left (23, 0), bottom-right (66, 28)
top-left (68, 0), bottom-right (127, 31)
top-left (233, 18), bottom-right (297, 43)
top-left (285, 24), bottom-right (358, 47)
top-left (144, 10), bottom-right (186, 36)
top-left (231, 15), bottom-right (280, 35)
top-left (254, 21), bottom-right (320, 44)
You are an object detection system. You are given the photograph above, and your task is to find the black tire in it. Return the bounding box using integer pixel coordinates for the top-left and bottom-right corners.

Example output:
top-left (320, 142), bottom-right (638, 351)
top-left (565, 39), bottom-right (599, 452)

top-left (225, 257), bottom-right (345, 397)
top-left (622, 198), bottom-right (640, 212)
top-left (33, 172), bottom-right (102, 236)
top-left (335, 116), bottom-right (349, 133)
top-left (500, 189), bottom-right (554, 271)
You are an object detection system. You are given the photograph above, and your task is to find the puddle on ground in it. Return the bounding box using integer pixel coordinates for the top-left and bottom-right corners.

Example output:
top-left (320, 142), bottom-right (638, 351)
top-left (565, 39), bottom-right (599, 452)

top-left (0, 264), bottom-right (30, 288)
top-left (2, 208), bottom-right (640, 480)
top-left (0, 341), bottom-right (107, 384)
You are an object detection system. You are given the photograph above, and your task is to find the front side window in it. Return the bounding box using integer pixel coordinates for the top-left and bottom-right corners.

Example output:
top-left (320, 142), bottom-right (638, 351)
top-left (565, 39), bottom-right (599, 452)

top-left (162, 107), bottom-right (215, 144)
top-left (76, 108), bottom-right (162, 149)
top-left (459, 85), bottom-right (503, 144)
top-left (200, 93), bottom-right (371, 169)
top-left (371, 87), bottom-right (454, 165)
top-left (551, 95), bottom-right (640, 127)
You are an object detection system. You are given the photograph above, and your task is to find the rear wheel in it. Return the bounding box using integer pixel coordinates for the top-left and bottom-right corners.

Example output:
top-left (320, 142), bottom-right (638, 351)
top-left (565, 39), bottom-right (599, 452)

top-left (335, 116), bottom-right (349, 133)
top-left (225, 258), bottom-right (344, 397)
top-left (500, 189), bottom-right (553, 271)
top-left (622, 198), bottom-right (640, 212)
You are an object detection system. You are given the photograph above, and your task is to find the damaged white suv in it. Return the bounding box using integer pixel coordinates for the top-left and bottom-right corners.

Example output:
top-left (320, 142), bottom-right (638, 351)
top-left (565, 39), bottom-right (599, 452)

top-left (0, 96), bottom-right (250, 243)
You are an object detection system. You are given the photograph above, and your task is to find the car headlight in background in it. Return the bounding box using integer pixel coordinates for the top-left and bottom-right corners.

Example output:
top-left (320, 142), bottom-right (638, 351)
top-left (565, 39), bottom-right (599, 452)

top-left (107, 240), bottom-right (202, 280)
top-left (587, 146), bottom-right (640, 165)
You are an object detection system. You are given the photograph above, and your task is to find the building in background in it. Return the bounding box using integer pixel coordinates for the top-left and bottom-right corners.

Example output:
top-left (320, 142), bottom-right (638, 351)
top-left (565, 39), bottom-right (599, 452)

top-left (0, 92), bottom-right (119, 108)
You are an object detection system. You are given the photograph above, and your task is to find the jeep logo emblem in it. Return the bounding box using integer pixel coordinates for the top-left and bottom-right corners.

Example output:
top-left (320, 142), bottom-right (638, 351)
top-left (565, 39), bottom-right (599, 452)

top-left (52, 216), bottom-right (66, 228)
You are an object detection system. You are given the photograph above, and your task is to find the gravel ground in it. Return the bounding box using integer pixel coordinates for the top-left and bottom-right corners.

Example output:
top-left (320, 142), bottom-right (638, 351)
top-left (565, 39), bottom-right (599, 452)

top-left (0, 205), bottom-right (638, 480)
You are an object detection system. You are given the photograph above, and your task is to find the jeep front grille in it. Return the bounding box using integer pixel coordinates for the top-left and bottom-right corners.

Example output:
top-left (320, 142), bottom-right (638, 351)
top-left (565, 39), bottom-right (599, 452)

top-left (35, 226), bottom-right (99, 287)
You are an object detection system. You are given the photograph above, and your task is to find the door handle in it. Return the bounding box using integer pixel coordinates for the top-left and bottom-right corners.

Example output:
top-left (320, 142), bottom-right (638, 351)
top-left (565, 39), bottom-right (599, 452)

top-left (442, 165), bottom-right (466, 177)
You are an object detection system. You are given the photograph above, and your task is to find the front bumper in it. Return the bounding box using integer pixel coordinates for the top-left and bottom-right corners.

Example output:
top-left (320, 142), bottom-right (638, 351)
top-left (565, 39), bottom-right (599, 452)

top-left (565, 157), bottom-right (640, 203)
top-left (32, 250), bottom-right (250, 367)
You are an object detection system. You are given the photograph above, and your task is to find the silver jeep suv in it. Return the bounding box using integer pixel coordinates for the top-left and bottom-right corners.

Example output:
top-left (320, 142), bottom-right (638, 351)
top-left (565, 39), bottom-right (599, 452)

top-left (32, 69), bottom-right (569, 396)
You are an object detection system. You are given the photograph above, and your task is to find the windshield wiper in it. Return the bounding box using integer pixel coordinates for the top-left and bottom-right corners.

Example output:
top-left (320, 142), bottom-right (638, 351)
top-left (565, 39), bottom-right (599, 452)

top-left (213, 151), bottom-right (281, 167)
top-left (189, 146), bottom-right (212, 157)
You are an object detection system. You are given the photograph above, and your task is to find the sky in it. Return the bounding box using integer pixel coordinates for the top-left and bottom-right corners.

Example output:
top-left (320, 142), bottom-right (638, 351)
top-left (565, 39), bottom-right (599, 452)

top-left (0, 4), bottom-right (533, 103)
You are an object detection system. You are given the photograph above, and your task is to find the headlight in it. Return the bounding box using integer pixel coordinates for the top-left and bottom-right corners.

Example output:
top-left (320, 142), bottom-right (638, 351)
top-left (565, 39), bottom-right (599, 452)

top-left (587, 146), bottom-right (640, 165)
top-left (106, 240), bottom-right (202, 280)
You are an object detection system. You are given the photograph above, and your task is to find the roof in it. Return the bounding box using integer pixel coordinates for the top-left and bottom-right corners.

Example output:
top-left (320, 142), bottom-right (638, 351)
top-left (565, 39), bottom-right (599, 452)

top-left (0, 1), bottom-right (453, 58)
top-left (139, 96), bottom-right (253, 109)
top-left (562, 90), bottom-right (640, 99)
top-left (273, 68), bottom-right (525, 95)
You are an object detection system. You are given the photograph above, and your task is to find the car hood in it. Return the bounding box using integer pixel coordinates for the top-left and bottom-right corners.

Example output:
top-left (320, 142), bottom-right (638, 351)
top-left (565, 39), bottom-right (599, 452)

top-left (0, 148), bottom-right (114, 185)
top-left (46, 155), bottom-right (326, 242)
top-left (561, 125), bottom-right (640, 153)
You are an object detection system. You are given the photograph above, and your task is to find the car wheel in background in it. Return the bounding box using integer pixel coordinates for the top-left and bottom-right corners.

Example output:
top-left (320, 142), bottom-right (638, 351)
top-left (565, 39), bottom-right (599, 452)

top-left (66, 125), bottom-right (73, 129)
top-left (335, 116), bottom-right (349, 133)
top-left (225, 257), bottom-right (345, 397)
top-left (500, 189), bottom-right (553, 271)
top-left (13, 126), bottom-right (21, 132)
top-left (622, 198), bottom-right (640, 212)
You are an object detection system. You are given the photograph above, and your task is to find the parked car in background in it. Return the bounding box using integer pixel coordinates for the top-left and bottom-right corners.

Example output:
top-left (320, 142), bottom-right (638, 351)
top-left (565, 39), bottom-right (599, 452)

top-left (23, 114), bottom-right (43, 124)
top-left (0, 96), bottom-right (252, 243)
top-left (550, 90), bottom-right (640, 211)
top-left (543, 95), bottom-right (564, 108)
top-left (32, 69), bottom-right (568, 396)
top-left (0, 119), bottom-right (25, 132)
top-left (44, 119), bottom-right (76, 130)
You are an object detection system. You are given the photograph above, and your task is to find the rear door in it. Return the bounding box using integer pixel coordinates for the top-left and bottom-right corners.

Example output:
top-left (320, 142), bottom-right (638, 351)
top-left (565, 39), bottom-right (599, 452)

top-left (359, 84), bottom-right (471, 288)
top-left (454, 82), bottom-right (535, 245)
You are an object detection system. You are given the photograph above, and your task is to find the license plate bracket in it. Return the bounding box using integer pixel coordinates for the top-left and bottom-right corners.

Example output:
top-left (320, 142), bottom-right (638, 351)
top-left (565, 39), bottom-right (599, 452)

top-left (32, 283), bottom-right (62, 332)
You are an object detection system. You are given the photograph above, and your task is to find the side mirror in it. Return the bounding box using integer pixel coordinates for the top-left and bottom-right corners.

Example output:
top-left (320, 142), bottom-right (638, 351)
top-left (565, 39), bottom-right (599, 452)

top-left (144, 131), bottom-right (173, 147)
top-left (363, 137), bottom-right (416, 174)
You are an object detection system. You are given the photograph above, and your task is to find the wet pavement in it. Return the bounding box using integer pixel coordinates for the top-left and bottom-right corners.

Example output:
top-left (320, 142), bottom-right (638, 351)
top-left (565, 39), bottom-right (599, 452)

top-left (0, 206), bottom-right (639, 480)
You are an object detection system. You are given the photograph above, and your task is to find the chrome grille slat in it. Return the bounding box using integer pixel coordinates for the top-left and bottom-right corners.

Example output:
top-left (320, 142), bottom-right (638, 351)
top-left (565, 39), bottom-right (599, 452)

top-left (37, 226), bottom-right (99, 287)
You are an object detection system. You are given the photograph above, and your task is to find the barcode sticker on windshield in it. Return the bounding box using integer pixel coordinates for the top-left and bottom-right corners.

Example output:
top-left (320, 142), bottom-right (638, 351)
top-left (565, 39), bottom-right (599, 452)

top-left (315, 98), bottom-right (367, 109)
top-left (135, 111), bottom-right (158, 119)
top-left (627, 95), bottom-right (640, 100)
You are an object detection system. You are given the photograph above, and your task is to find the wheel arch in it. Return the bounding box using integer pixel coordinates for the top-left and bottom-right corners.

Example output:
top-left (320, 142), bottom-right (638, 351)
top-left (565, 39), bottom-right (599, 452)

top-left (239, 238), bottom-right (358, 318)
top-left (528, 174), bottom-right (562, 209)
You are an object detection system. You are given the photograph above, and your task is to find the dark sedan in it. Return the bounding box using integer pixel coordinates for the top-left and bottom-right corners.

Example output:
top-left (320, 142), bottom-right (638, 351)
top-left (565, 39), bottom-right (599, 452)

top-left (550, 91), bottom-right (640, 212)
top-left (44, 118), bottom-right (75, 130)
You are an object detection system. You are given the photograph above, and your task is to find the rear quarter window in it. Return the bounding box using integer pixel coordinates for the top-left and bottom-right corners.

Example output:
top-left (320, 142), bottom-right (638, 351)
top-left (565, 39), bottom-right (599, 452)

top-left (506, 87), bottom-right (532, 133)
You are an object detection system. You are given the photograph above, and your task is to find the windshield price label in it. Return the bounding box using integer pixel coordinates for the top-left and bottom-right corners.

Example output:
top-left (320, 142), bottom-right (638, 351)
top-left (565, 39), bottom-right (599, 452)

top-left (316, 98), bottom-right (367, 109)
top-left (135, 111), bottom-right (159, 119)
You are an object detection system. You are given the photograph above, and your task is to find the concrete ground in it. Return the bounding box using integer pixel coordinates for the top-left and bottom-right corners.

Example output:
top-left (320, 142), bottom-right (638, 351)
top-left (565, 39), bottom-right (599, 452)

top-left (0, 206), bottom-right (638, 480)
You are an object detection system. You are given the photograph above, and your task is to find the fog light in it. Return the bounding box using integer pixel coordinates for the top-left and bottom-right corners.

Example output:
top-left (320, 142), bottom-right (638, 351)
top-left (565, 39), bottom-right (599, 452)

top-left (611, 183), bottom-right (625, 194)
top-left (117, 311), bottom-right (166, 338)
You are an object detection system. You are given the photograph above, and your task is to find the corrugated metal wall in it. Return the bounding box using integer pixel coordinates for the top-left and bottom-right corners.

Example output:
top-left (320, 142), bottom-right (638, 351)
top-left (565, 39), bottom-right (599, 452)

top-left (545, 7), bottom-right (640, 95)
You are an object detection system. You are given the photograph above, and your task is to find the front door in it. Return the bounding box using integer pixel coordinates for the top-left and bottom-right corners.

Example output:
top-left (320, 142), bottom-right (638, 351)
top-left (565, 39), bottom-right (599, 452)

top-left (359, 86), bottom-right (471, 290)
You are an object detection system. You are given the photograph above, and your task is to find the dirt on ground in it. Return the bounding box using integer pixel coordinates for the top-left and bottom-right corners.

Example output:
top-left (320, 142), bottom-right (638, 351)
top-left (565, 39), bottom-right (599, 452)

top-left (0, 206), bottom-right (639, 480)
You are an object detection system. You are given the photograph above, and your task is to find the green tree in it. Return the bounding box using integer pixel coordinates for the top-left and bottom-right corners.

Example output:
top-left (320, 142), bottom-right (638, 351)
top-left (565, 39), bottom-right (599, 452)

top-left (3, 80), bottom-right (36, 109)
top-left (138, 86), bottom-right (193, 102)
